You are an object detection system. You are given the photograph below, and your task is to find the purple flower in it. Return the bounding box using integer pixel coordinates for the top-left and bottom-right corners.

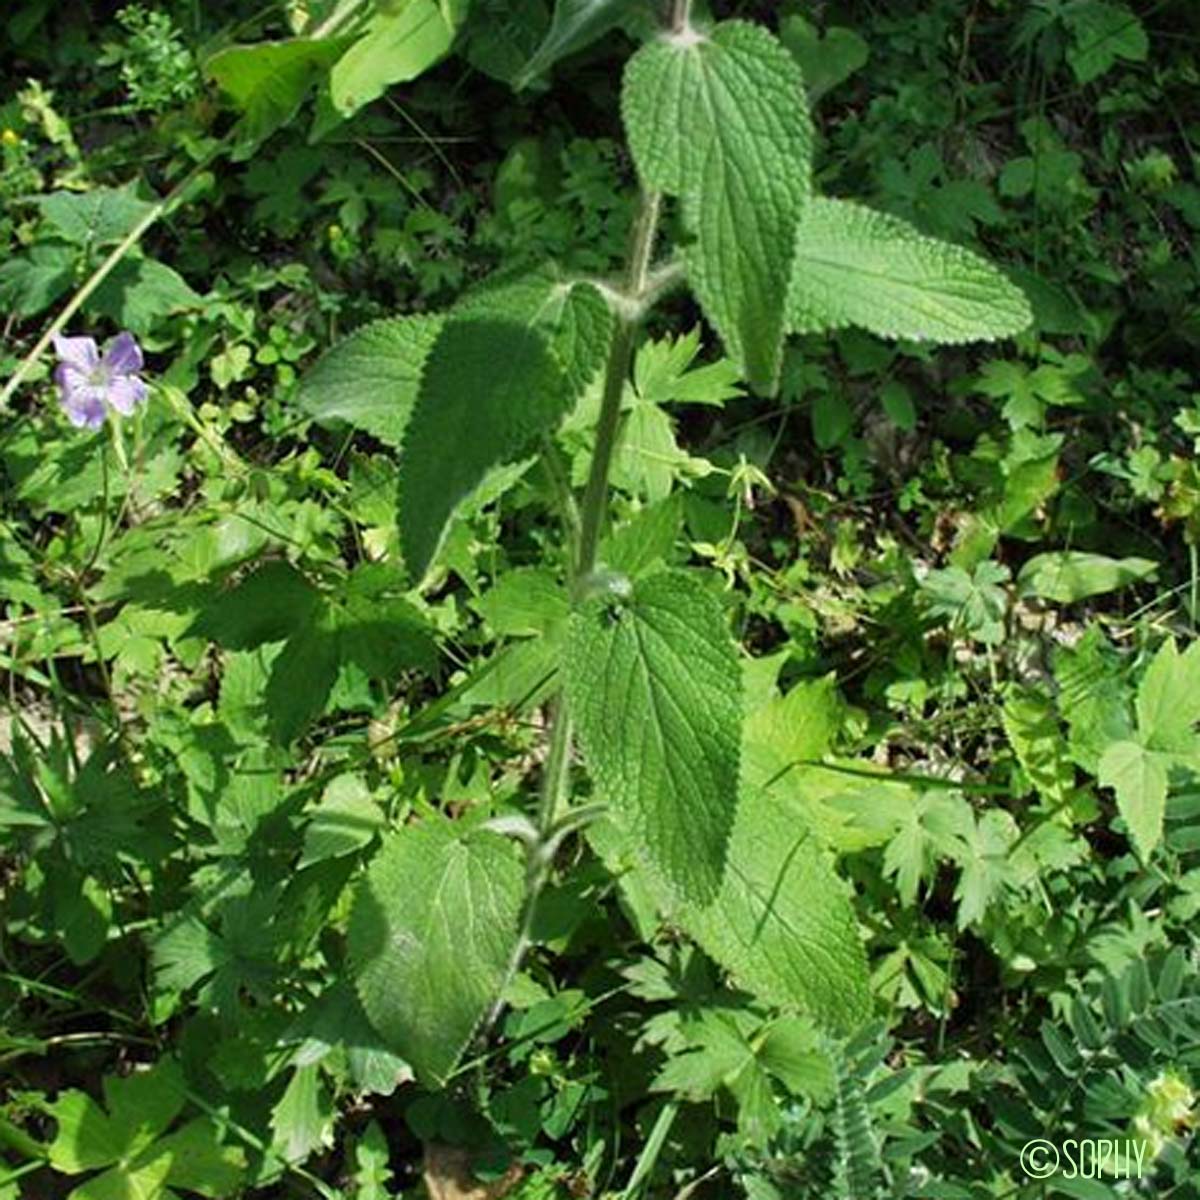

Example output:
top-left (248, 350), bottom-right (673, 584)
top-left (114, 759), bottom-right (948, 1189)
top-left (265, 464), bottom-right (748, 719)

top-left (52, 331), bottom-right (147, 430)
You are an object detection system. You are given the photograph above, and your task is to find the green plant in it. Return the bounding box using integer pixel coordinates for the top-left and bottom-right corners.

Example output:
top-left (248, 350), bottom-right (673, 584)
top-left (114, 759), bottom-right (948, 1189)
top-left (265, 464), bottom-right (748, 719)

top-left (295, 0), bottom-right (1031, 1097)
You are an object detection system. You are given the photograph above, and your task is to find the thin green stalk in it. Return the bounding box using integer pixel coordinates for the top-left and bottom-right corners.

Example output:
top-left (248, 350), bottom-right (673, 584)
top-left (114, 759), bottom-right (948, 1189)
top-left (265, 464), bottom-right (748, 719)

top-left (537, 695), bottom-right (574, 832)
top-left (669, 0), bottom-right (692, 33)
top-left (0, 137), bottom-right (229, 411)
top-left (481, 187), bottom-right (665, 1040)
top-left (575, 189), bottom-right (662, 581)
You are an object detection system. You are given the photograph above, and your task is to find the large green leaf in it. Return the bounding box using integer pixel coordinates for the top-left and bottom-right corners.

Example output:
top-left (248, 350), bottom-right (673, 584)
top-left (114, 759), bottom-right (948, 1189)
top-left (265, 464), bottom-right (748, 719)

top-left (622, 20), bottom-right (812, 394)
top-left (330, 0), bottom-right (463, 116)
top-left (398, 316), bottom-right (573, 582)
top-left (349, 819), bottom-right (523, 1086)
top-left (787, 198), bottom-right (1032, 343)
top-left (677, 787), bottom-right (871, 1034)
top-left (564, 570), bottom-right (741, 904)
top-left (454, 269), bottom-right (614, 397)
top-left (296, 314), bottom-right (444, 447)
top-left (205, 38), bottom-right (351, 160)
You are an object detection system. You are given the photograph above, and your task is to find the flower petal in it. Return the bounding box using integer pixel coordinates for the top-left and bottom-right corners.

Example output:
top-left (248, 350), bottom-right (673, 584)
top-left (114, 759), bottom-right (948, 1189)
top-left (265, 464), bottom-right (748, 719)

top-left (102, 331), bottom-right (143, 376)
top-left (52, 334), bottom-right (100, 373)
top-left (106, 373), bottom-right (147, 415)
top-left (61, 381), bottom-right (108, 429)
top-left (55, 362), bottom-right (90, 400)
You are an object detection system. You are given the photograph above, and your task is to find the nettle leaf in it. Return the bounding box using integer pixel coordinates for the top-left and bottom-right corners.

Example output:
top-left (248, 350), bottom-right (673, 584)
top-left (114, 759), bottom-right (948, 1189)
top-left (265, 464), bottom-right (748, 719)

top-left (330, 1), bottom-right (463, 117)
top-left (398, 316), bottom-right (572, 582)
top-left (454, 270), bottom-right (614, 398)
top-left (623, 20), bottom-right (812, 394)
top-left (349, 819), bottom-right (523, 1087)
top-left (515, 0), bottom-right (643, 89)
top-left (205, 38), bottom-right (352, 160)
top-left (296, 314), bottom-right (444, 448)
top-left (564, 570), bottom-right (741, 904)
top-left (787, 199), bottom-right (1032, 344)
top-left (679, 794), bottom-right (870, 1032)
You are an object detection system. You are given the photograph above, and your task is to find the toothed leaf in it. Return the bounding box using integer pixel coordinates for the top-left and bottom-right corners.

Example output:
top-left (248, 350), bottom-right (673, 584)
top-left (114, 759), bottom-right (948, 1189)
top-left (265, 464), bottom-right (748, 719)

top-left (296, 314), bottom-right (444, 447)
top-left (787, 198), bottom-right (1032, 344)
top-left (564, 570), bottom-right (741, 905)
top-left (397, 316), bottom-right (573, 582)
top-left (623, 20), bottom-right (812, 394)
top-left (349, 819), bottom-right (523, 1087)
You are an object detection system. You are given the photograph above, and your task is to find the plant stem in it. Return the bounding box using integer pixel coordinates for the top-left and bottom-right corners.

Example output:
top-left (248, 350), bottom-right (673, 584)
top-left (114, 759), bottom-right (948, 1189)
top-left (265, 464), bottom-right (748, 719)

top-left (481, 188), bottom-right (664, 1039)
top-left (537, 695), bottom-right (574, 832)
top-left (575, 189), bottom-right (662, 582)
top-left (0, 137), bottom-right (229, 412)
top-left (669, 0), bottom-right (692, 34)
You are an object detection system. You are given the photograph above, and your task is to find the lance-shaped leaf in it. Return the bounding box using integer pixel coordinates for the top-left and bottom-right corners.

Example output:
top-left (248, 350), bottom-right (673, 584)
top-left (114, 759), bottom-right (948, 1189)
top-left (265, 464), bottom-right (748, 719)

top-left (330, 0), bottom-right (464, 116)
top-left (623, 20), bottom-right (812, 394)
top-left (398, 316), bottom-right (573, 582)
top-left (296, 314), bottom-right (444, 448)
top-left (787, 198), bottom-right (1032, 344)
top-left (515, 0), bottom-right (643, 88)
top-left (349, 819), bottom-right (523, 1087)
top-left (564, 570), bottom-right (741, 904)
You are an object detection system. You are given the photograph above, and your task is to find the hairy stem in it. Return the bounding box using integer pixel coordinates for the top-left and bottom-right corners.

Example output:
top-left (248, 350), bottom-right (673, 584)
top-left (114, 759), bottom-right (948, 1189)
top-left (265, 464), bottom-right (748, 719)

top-left (669, 0), bottom-right (692, 34)
top-left (575, 188), bottom-right (662, 582)
top-left (481, 188), bottom-right (665, 1039)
